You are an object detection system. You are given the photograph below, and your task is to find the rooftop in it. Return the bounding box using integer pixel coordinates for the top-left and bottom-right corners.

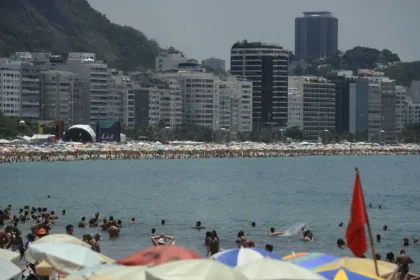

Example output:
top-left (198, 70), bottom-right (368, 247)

top-left (232, 40), bottom-right (283, 49)
top-left (302, 11), bottom-right (333, 17)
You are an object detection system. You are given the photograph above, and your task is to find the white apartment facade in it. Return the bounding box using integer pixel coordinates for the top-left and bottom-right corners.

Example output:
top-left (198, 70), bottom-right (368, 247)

top-left (287, 86), bottom-right (303, 129)
top-left (289, 76), bottom-right (335, 139)
top-left (158, 79), bottom-right (182, 129)
top-left (39, 70), bottom-right (84, 127)
top-left (108, 70), bottom-right (135, 127)
top-left (216, 75), bottom-right (253, 139)
top-left (395, 85), bottom-right (407, 137)
top-left (155, 51), bottom-right (188, 72)
top-left (407, 101), bottom-right (420, 124)
top-left (0, 68), bottom-right (21, 117)
top-left (162, 70), bottom-right (220, 130)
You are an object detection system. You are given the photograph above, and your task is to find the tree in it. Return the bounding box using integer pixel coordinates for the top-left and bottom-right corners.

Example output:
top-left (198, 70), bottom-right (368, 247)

top-left (401, 123), bottom-right (420, 143)
top-left (284, 126), bottom-right (304, 141)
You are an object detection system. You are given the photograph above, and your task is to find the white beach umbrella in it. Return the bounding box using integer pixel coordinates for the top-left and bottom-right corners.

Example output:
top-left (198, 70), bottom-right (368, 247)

top-left (236, 258), bottom-right (327, 280)
top-left (66, 264), bottom-right (147, 280)
top-left (145, 259), bottom-right (248, 280)
top-left (32, 233), bottom-right (91, 248)
top-left (0, 248), bottom-right (20, 265)
top-left (25, 242), bottom-right (106, 274)
top-left (0, 255), bottom-right (22, 280)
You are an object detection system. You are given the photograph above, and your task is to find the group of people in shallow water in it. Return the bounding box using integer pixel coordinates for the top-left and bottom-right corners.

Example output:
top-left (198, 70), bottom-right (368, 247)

top-left (0, 201), bottom-right (417, 278)
top-left (1, 148), bottom-right (420, 163)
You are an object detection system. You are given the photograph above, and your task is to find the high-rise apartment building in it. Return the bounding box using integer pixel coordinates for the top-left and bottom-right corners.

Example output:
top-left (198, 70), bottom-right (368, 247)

top-left (0, 67), bottom-right (21, 117)
top-left (288, 76), bottom-right (335, 139)
top-left (216, 75), bottom-right (253, 139)
top-left (348, 79), bottom-right (369, 136)
top-left (155, 50), bottom-right (188, 72)
top-left (295, 12), bottom-right (338, 61)
top-left (39, 70), bottom-right (84, 127)
top-left (230, 41), bottom-right (289, 128)
top-left (367, 79), bottom-right (383, 141)
top-left (395, 86), bottom-right (407, 136)
top-left (381, 79), bottom-right (397, 142)
top-left (108, 70), bottom-right (135, 127)
top-left (287, 87), bottom-right (303, 129)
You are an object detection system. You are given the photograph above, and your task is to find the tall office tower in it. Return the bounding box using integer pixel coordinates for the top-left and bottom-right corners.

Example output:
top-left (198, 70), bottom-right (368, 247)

top-left (230, 41), bottom-right (289, 129)
top-left (295, 12), bottom-right (338, 61)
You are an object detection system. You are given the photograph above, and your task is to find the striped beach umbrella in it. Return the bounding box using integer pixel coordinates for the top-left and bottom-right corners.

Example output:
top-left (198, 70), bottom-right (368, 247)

top-left (282, 252), bottom-right (339, 270)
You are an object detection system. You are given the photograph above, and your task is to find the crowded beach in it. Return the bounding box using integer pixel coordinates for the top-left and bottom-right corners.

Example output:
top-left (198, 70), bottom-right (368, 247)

top-left (1, 141), bottom-right (420, 163)
top-left (0, 203), bottom-right (418, 280)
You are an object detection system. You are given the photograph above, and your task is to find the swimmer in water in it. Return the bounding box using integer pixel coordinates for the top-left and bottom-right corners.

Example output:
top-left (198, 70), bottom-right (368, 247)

top-left (192, 221), bottom-right (206, 230)
top-left (337, 238), bottom-right (346, 249)
top-left (338, 222), bottom-right (344, 227)
top-left (151, 234), bottom-right (174, 246)
top-left (267, 227), bottom-right (283, 236)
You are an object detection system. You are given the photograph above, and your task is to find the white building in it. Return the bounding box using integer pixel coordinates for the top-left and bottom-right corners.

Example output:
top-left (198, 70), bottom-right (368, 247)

top-left (0, 68), bottom-right (21, 117)
top-left (409, 81), bottom-right (420, 104)
top-left (155, 51), bottom-right (187, 72)
top-left (161, 69), bottom-right (220, 130)
top-left (407, 101), bottom-right (420, 124)
top-left (288, 76), bottom-right (335, 139)
top-left (60, 53), bottom-right (109, 125)
top-left (39, 70), bottom-right (84, 127)
top-left (158, 79), bottom-right (183, 129)
top-left (108, 70), bottom-right (135, 127)
top-left (367, 79), bottom-right (383, 141)
top-left (287, 86), bottom-right (303, 129)
top-left (216, 75), bottom-right (253, 139)
top-left (202, 58), bottom-right (226, 72)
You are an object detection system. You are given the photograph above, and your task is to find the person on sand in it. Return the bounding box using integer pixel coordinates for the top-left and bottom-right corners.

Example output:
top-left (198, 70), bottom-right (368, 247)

top-left (267, 227), bottom-right (283, 236)
top-left (192, 221), bottom-right (205, 230)
top-left (151, 234), bottom-right (174, 246)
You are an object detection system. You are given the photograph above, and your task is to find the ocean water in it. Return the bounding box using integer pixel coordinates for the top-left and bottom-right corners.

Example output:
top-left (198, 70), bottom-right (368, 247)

top-left (1, 156), bottom-right (419, 271)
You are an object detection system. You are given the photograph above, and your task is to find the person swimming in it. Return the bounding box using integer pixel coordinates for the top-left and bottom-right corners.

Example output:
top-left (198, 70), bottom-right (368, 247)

top-left (151, 234), bottom-right (174, 246)
top-left (267, 227), bottom-right (283, 236)
top-left (192, 221), bottom-right (205, 230)
top-left (302, 229), bottom-right (314, 241)
top-left (338, 222), bottom-right (344, 227)
top-left (337, 238), bottom-right (346, 249)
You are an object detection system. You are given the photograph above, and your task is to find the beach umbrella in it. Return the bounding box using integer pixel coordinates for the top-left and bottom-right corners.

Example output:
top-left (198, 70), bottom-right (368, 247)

top-left (32, 233), bottom-right (91, 248)
top-left (66, 263), bottom-right (147, 280)
top-left (315, 257), bottom-right (397, 278)
top-left (235, 258), bottom-right (327, 280)
top-left (25, 242), bottom-right (106, 274)
top-left (315, 267), bottom-right (383, 280)
top-left (118, 245), bottom-right (201, 266)
top-left (0, 248), bottom-right (20, 265)
top-left (145, 259), bottom-right (248, 280)
top-left (211, 247), bottom-right (281, 267)
top-left (0, 255), bottom-right (22, 280)
top-left (282, 252), bottom-right (339, 270)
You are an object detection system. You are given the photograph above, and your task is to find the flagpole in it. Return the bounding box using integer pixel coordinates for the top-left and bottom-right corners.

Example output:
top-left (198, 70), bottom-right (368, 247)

top-left (355, 167), bottom-right (379, 276)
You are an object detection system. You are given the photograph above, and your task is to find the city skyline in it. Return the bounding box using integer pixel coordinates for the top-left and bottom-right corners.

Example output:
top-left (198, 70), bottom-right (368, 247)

top-left (88, 0), bottom-right (420, 65)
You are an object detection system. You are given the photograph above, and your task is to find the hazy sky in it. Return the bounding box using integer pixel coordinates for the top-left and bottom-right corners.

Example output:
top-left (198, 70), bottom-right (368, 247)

top-left (88, 0), bottom-right (420, 66)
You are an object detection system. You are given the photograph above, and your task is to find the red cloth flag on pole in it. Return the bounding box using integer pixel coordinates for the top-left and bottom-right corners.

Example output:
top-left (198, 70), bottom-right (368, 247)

top-left (345, 169), bottom-right (368, 257)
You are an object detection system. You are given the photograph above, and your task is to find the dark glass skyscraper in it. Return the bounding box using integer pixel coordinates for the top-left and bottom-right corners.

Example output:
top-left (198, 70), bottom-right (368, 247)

top-left (230, 41), bottom-right (289, 128)
top-left (295, 12), bottom-right (338, 61)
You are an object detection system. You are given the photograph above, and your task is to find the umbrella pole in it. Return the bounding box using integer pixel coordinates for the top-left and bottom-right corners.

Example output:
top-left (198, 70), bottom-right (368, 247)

top-left (357, 168), bottom-right (380, 276)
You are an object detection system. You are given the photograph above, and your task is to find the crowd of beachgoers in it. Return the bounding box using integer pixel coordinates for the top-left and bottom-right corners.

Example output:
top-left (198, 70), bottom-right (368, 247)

top-left (1, 141), bottom-right (420, 163)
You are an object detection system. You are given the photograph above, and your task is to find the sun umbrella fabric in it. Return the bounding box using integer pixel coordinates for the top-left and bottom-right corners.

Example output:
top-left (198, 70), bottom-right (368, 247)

top-left (315, 267), bottom-right (383, 280)
top-left (66, 263), bottom-right (147, 280)
top-left (0, 255), bottom-right (22, 280)
top-left (236, 258), bottom-right (327, 280)
top-left (32, 233), bottom-right (91, 248)
top-left (25, 242), bottom-right (106, 274)
top-left (282, 252), bottom-right (339, 270)
top-left (211, 247), bottom-right (282, 267)
top-left (145, 259), bottom-right (248, 280)
top-left (315, 257), bottom-right (396, 278)
top-left (0, 248), bottom-right (20, 265)
top-left (118, 245), bottom-right (201, 266)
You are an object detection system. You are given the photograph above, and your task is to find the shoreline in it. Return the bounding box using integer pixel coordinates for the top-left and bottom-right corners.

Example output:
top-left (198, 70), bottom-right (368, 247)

top-left (1, 149), bottom-right (420, 163)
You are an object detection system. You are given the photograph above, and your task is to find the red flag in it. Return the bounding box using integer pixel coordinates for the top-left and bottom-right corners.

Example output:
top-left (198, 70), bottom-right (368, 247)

top-left (345, 169), bottom-right (368, 257)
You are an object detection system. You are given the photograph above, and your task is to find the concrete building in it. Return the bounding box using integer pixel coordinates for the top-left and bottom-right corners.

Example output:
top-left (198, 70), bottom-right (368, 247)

top-left (0, 68), bottom-right (21, 117)
top-left (155, 50), bottom-right (187, 72)
top-left (230, 41), bottom-right (289, 128)
top-left (381, 79), bottom-right (397, 142)
top-left (295, 11), bottom-right (338, 60)
top-left (395, 86), bottom-right (407, 136)
top-left (61, 53), bottom-right (109, 125)
top-left (161, 67), bottom-right (220, 130)
top-left (216, 76), bottom-right (253, 139)
top-left (287, 87), bottom-right (303, 129)
top-left (349, 79), bottom-right (369, 136)
top-left (108, 70), bottom-right (135, 127)
top-left (202, 58), bottom-right (226, 72)
top-left (289, 76), bottom-right (335, 139)
top-left (134, 86), bottom-right (161, 127)
top-left (407, 101), bottom-right (420, 124)
top-left (367, 79), bottom-right (383, 142)
top-left (39, 70), bottom-right (84, 127)
top-left (409, 81), bottom-right (420, 104)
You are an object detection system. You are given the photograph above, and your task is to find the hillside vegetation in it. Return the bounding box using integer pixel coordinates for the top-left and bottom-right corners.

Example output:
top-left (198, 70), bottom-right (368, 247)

top-left (0, 0), bottom-right (160, 70)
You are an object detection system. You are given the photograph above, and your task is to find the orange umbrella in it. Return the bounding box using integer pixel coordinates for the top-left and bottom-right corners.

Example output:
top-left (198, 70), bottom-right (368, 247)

top-left (117, 245), bottom-right (201, 266)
